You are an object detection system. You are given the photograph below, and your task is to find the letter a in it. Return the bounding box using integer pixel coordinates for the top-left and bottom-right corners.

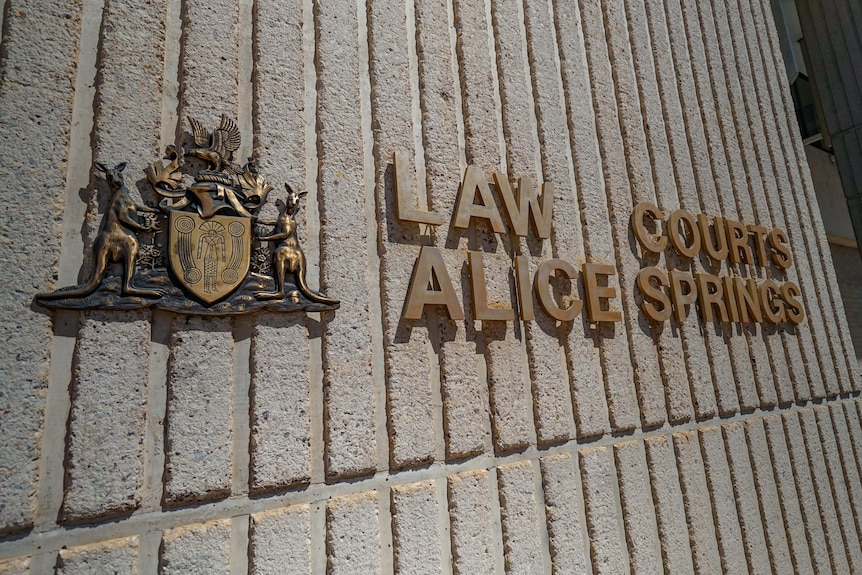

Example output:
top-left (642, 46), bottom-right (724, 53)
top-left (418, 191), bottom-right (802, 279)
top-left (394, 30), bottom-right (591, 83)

top-left (453, 166), bottom-right (506, 233)
top-left (403, 247), bottom-right (465, 320)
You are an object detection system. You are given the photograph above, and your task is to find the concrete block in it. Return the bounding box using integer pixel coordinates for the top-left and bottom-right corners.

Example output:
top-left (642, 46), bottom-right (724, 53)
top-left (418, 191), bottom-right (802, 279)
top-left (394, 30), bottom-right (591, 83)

top-left (316, 0), bottom-right (377, 478)
top-left (0, 0), bottom-right (83, 531)
top-left (614, 440), bottom-right (661, 574)
top-left (251, 504), bottom-right (311, 575)
top-left (448, 470), bottom-right (498, 573)
top-left (496, 461), bottom-right (545, 574)
top-left (162, 519), bottom-right (232, 575)
top-left (166, 316), bottom-right (233, 502)
top-left (64, 312), bottom-right (149, 519)
top-left (58, 537), bottom-right (138, 575)
top-left (391, 481), bottom-right (441, 574)
top-left (579, 446), bottom-right (627, 574)
top-left (743, 418), bottom-right (797, 574)
top-left (643, 436), bottom-right (694, 574)
top-left (326, 492), bottom-right (380, 575)
top-left (251, 316), bottom-right (311, 489)
top-left (539, 454), bottom-right (590, 573)
top-left (672, 430), bottom-right (722, 573)
top-left (0, 559), bottom-right (28, 575)
top-left (810, 408), bottom-right (862, 568)
top-left (721, 422), bottom-right (773, 575)
top-left (778, 412), bottom-right (836, 572)
top-left (697, 426), bottom-right (747, 573)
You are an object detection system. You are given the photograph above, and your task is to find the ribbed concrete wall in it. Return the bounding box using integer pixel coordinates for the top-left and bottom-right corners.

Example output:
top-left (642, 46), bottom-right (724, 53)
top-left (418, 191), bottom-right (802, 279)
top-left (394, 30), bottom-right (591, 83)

top-left (0, 0), bottom-right (859, 572)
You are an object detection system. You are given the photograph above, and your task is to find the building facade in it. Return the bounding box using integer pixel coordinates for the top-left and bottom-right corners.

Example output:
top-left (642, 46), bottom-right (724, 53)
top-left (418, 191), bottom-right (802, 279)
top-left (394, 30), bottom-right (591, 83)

top-left (1, 0), bottom-right (860, 572)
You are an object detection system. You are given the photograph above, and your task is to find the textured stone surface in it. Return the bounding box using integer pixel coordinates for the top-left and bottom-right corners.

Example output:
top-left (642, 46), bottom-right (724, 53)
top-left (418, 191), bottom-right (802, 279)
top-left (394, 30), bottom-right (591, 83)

top-left (1, 0), bottom-right (862, 572)
top-left (698, 426), bottom-right (747, 573)
top-left (496, 461), bottom-right (545, 574)
top-left (251, 505), bottom-right (311, 575)
top-left (448, 470), bottom-right (497, 573)
top-left (0, 0), bottom-right (83, 532)
top-left (0, 559), bottom-right (27, 575)
top-left (316, 0), bottom-right (378, 478)
top-left (391, 481), bottom-right (441, 574)
top-left (64, 313), bottom-right (150, 518)
top-left (166, 316), bottom-right (233, 502)
top-left (251, 0), bottom-right (313, 491)
top-left (251, 316), bottom-right (311, 488)
top-left (673, 431), bottom-right (722, 573)
top-left (162, 519), bottom-right (231, 574)
top-left (368, 0), bottom-right (436, 468)
top-left (722, 422), bottom-right (772, 575)
top-left (327, 492), bottom-right (380, 574)
top-left (58, 537), bottom-right (138, 575)
top-left (614, 440), bottom-right (661, 574)
top-left (539, 454), bottom-right (590, 573)
top-left (415, 0), bottom-right (490, 459)
top-left (644, 436), bottom-right (694, 574)
top-left (579, 447), bottom-right (627, 574)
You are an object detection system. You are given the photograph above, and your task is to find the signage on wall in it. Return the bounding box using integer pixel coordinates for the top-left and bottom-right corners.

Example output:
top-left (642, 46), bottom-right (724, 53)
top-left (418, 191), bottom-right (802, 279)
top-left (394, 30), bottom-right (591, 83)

top-left (35, 115), bottom-right (338, 315)
top-left (395, 151), bottom-right (804, 327)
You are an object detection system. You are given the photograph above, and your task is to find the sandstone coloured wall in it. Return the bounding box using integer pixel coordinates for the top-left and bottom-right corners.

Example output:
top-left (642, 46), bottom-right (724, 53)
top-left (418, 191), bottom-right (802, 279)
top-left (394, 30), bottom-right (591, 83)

top-left (0, 0), bottom-right (860, 572)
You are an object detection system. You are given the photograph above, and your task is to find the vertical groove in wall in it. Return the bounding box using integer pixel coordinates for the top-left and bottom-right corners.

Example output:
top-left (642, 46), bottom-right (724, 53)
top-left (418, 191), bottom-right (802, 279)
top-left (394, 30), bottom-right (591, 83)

top-left (314, 0), bottom-right (378, 479)
top-left (523, 0), bottom-right (605, 441)
top-left (640, 0), bottom-right (718, 421)
top-left (687, 0), bottom-right (797, 410)
top-left (416, 0), bottom-right (491, 459)
top-left (730, 0), bottom-right (846, 399)
top-left (367, 0), bottom-right (436, 470)
top-left (703, 0), bottom-right (813, 406)
top-left (232, 0), bottom-right (253, 513)
top-left (619, 0), bottom-right (695, 425)
top-left (229, 515), bottom-right (250, 575)
top-left (250, 0), bottom-right (312, 492)
top-left (751, 0), bottom-right (862, 393)
top-left (30, 0), bottom-right (98, 534)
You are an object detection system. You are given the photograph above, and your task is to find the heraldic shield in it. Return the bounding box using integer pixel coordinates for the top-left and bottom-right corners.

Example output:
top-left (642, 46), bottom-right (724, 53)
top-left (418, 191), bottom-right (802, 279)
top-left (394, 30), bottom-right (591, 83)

top-left (169, 211), bottom-right (251, 304)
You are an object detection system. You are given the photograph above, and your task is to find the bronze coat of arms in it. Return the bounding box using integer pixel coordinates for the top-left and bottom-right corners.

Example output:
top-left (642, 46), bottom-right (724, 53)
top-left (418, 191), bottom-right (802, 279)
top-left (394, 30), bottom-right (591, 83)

top-left (36, 115), bottom-right (338, 315)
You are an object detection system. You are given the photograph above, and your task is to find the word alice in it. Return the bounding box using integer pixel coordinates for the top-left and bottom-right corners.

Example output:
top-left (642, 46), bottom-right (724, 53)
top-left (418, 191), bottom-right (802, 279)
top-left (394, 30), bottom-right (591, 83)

top-left (393, 152), bottom-right (803, 327)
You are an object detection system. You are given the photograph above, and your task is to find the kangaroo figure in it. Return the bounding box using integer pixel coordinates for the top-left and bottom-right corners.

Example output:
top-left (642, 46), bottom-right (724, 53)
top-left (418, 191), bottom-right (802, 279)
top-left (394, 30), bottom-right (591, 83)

top-left (256, 184), bottom-right (338, 304)
top-left (38, 162), bottom-right (164, 299)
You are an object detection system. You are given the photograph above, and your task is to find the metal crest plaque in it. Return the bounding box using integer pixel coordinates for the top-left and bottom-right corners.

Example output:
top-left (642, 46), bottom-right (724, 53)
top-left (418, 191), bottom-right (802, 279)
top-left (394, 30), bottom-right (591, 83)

top-left (36, 115), bottom-right (339, 315)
